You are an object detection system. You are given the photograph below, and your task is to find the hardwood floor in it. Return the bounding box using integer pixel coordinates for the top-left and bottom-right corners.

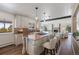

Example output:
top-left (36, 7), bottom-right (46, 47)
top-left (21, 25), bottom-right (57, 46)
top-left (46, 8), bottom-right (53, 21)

top-left (0, 44), bottom-right (23, 55)
top-left (58, 35), bottom-right (74, 55)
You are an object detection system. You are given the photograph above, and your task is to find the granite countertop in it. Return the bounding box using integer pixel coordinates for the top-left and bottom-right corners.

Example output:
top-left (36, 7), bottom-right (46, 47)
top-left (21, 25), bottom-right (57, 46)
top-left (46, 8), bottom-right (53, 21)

top-left (28, 32), bottom-right (48, 41)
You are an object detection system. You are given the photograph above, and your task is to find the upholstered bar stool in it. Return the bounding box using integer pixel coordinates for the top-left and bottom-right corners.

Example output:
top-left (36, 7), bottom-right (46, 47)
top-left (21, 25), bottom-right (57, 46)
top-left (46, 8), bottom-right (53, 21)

top-left (56, 33), bottom-right (62, 44)
top-left (55, 34), bottom-right (61, 52)
top-left (43, 37), bottom-right (58, 55)
top-left (55, 38), bottom-right (60, 53)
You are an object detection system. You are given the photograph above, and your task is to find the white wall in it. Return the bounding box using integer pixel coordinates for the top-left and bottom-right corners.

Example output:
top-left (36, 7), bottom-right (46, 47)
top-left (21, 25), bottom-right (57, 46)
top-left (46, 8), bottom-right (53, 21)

top-left (41, 18), bottom-right (71, 33)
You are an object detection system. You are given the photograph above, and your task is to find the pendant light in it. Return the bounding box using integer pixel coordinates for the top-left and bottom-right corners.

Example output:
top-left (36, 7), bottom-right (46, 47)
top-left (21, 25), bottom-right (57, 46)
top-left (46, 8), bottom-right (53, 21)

top-left (35, 7), bottom-right (38, 21)
top-left (35, 7), bottom-right (39, 31)
top-left (43, 12), bottom-right (46, 23)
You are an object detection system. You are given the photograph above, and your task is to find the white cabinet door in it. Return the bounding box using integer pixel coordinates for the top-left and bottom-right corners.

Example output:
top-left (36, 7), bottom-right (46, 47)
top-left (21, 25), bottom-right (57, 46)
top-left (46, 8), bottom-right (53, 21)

top-left (14, 34), bottom-right (22, 46)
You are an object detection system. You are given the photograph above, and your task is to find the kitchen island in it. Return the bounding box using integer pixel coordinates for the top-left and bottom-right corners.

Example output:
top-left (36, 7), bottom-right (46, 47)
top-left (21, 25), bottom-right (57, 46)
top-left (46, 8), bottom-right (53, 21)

top-left (22, 32), bottom-right (52, 55)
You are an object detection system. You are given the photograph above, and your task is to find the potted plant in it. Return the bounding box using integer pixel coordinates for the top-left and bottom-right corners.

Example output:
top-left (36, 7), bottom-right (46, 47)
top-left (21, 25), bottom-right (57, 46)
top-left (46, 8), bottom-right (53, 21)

top-left (74, 31), bottom-right (79, 41)
top-left (66, 25), bottom-right (71, 32)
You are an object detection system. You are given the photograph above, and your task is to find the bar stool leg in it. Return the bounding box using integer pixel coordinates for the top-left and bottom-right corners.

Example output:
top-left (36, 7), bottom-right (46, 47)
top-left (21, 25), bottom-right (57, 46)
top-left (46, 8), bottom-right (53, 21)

top-left (53, 49), bottom-right (55, 55)
top-left (50, 50), bottom-right (53, 55)
top-left (59, 40), bottom-right (60, 46)
top-left (44, 48), bottom-right (46, 54)
top-left (44, 48), bottom-right (48, 55)
top-left (46, 48), bottom-right (48, 54)
top-left (55, 44), bottom-right (58, 53)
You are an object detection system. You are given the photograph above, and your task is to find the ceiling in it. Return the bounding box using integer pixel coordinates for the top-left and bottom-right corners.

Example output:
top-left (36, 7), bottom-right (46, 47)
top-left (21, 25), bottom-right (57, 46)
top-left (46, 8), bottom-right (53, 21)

top-left (0, 3), bottom-right (73, 20)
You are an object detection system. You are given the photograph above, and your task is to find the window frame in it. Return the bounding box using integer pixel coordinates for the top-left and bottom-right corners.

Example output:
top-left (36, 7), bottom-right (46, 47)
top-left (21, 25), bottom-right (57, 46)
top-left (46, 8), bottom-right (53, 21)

top-left (0, 21), bottom-right (13, 33)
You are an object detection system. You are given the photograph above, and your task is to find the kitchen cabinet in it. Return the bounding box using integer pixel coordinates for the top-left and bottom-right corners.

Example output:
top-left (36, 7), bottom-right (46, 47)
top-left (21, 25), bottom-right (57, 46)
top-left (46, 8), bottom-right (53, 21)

top-left (14, 34), bottom-right (22, 46)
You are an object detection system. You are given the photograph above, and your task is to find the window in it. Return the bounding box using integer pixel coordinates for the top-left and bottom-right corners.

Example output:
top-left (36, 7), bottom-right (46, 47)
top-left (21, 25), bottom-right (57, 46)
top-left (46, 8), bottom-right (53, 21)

top-left (0, 21), bottom-right (12, 33)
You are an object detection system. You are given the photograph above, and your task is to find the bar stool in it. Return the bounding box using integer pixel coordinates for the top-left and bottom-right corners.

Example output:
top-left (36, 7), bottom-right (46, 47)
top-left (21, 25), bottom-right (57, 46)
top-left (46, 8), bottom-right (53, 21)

top-left (55, 34), bottom-right (61, 52)
top-left (43, 37), bottom-right (58, 55)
